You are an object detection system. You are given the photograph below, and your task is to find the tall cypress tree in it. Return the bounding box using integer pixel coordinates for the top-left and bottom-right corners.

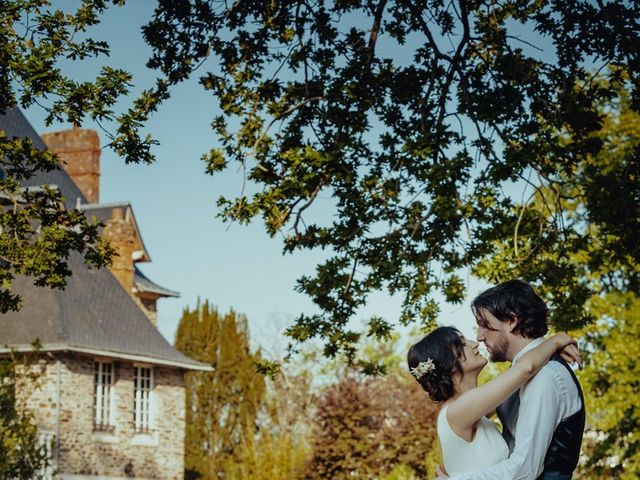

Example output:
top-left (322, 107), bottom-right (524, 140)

top-left (175, 301), bottom-right (266, 480)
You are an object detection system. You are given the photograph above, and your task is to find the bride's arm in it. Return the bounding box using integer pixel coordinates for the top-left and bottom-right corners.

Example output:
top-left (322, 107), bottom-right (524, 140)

top-left (447, 333), bottom-right (577, 433)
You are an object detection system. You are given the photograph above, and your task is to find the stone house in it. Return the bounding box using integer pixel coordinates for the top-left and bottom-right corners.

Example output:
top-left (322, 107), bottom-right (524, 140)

top-left (0, 108), bottom-right (211, 479)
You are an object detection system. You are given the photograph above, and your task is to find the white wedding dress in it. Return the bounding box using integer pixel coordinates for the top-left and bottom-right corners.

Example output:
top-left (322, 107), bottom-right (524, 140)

top-left (437, 404), bottom-right (510, 476)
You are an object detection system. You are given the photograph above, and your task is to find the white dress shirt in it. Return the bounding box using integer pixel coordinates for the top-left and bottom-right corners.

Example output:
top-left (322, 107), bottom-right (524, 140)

top-left (450, 337), bottom-right (583, 480)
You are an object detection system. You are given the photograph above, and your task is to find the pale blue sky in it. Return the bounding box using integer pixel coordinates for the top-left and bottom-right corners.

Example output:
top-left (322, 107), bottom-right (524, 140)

top-left (23, 1), bottom-right (496, 356)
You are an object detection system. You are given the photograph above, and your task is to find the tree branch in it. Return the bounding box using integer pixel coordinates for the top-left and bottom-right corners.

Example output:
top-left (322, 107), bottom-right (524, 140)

top-left (366, 0), bottom-right (388, 65)
top-left (292, 179), bottom-right (325, 235)
top-left (252, 96), bottom-right (324, 158)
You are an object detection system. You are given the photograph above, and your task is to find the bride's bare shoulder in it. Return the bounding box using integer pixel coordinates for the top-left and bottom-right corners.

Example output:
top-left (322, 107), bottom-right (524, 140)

top-left (445, 397), bottom-right (476, 441)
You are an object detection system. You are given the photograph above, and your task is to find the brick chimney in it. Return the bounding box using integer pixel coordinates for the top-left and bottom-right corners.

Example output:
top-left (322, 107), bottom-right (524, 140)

top-left (41, 127), bottom-right (100, 203)
top-left (102, 208), bottom-right (136, 294)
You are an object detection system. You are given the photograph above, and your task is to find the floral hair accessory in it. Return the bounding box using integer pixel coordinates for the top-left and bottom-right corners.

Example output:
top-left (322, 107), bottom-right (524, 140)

top-left (410, 358), bottom-right (436, 379)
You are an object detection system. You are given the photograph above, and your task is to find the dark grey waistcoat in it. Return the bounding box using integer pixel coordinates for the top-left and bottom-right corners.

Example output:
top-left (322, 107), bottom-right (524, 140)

top-left (496, 354), bottom-right (585, 480)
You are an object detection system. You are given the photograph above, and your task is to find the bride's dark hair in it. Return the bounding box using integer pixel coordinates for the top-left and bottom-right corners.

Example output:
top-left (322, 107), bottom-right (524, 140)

top-left (407, 326), bottom-right (466, 402)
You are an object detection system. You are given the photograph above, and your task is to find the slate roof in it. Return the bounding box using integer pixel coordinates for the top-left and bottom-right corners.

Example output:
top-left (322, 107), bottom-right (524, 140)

top-left (0, 107), bottom-right (210, 371)
top-left (1, 254), bottom-right (207, 370)
top-left (134, 266), bottom-right (180, 298)
top-left (0, 107), bottom-right (87, 209)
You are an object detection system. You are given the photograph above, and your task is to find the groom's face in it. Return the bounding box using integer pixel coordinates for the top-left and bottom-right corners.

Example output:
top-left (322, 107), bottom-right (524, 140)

top-left (475, 308), bottom-right (511, 362)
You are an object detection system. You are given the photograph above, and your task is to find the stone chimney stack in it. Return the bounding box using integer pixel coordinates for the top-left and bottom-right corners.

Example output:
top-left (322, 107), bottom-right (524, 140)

top-left (41, 127), bottom-right (100, 203)
top-left (102, 208), bottom-right (136, 294)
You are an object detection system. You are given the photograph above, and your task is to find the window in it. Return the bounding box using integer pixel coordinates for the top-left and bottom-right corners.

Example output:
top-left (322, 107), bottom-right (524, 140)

top-left (133, 366), bottom-right (153, 432)
top-left (94, 361), bottom-right (115, 431)
top-left (38, 431), bottom-right (56, 479)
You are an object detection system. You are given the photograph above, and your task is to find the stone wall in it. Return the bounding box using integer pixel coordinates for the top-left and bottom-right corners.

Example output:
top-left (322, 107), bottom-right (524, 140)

top-left (133, 293), bottom-right (160, 327)
top-left (102, 207), bottom-right (137, 295)
top-left (24, 352), bottom-right (186, 480)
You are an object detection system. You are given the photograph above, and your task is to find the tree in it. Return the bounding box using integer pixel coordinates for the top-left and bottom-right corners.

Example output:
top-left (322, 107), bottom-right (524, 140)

top-left (225, 419), bottom-right (310, 480)
top-left (305, 370), bottom-right (439, 479)
top-left (176, 302), bottom-right (321, 480)
top-left (174, 301), bottom-right (266, 479)
top-left (473, 79), bottom-right (639, 476)
top-left (224, 352), bottom-right (315, 480)
top-left (1, 0), bottom-right (163, 312)
top-left (0, 351), bottom-right (52, 479)
top-left (5, 1), bottom-right (639, 365)
top-left (576, 292), bottom-right (639, 479)
top-left (134, 0), bottom-right (640, 364)
top-left (300, 333), bottom-right (442, 479)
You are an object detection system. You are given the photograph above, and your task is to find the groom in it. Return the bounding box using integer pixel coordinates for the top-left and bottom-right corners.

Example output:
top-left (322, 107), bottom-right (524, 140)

top-left (437, 279), bottom-right (585, 480)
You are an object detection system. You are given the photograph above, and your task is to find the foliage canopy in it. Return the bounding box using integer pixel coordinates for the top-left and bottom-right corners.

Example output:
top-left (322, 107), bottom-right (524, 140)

top-left (138, 0), bottom-right (640, 364)
top-left (2, 1), bottom-right (639, 367)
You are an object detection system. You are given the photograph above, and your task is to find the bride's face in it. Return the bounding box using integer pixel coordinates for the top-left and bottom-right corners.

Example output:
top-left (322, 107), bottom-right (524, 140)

top-left (458, 334), bottom-right (488, 373)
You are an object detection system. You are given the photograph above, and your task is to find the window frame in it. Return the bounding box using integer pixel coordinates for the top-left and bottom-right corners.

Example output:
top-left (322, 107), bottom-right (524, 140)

top-left (133, 363), bottom-right (155, 433)
top-left (93, 360), bottom-right (116, 432)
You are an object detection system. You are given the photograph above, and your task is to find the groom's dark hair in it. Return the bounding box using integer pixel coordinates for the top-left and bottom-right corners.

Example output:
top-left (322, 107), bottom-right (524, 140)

top-left (471, 279), bottom-right (549, 338)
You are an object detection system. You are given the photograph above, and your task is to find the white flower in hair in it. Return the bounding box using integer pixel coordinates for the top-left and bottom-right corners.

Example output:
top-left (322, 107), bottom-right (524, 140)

top-left (410, 358), bottom-right (436, 379)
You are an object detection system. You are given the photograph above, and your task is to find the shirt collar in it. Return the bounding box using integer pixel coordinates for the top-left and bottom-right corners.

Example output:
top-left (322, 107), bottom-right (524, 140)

top-left (511, 337), bottom-right (545, 365)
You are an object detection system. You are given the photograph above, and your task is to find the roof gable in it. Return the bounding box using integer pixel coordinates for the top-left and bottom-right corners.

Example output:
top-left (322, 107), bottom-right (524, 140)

top-left (0, 108), bottom-right (207, 370)
top-left (79, 202), bottom-right (151, 263)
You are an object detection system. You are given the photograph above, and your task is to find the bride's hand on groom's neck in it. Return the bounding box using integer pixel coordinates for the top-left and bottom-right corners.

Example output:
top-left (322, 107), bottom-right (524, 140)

top-left (559, 342), bottom-right (584, 370)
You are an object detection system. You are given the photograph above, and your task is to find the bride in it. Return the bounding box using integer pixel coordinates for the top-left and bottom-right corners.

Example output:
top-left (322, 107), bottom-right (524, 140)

top-left (407, 326), bottom-right (580, 476)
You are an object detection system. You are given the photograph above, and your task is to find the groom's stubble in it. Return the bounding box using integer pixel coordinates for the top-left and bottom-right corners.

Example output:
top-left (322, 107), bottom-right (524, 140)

top-left (488, 331), bottom-right (511, 362)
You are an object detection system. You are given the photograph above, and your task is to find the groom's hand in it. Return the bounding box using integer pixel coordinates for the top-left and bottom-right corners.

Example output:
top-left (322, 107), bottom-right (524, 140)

top-left (435, 464), bottom-right (450, 479)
